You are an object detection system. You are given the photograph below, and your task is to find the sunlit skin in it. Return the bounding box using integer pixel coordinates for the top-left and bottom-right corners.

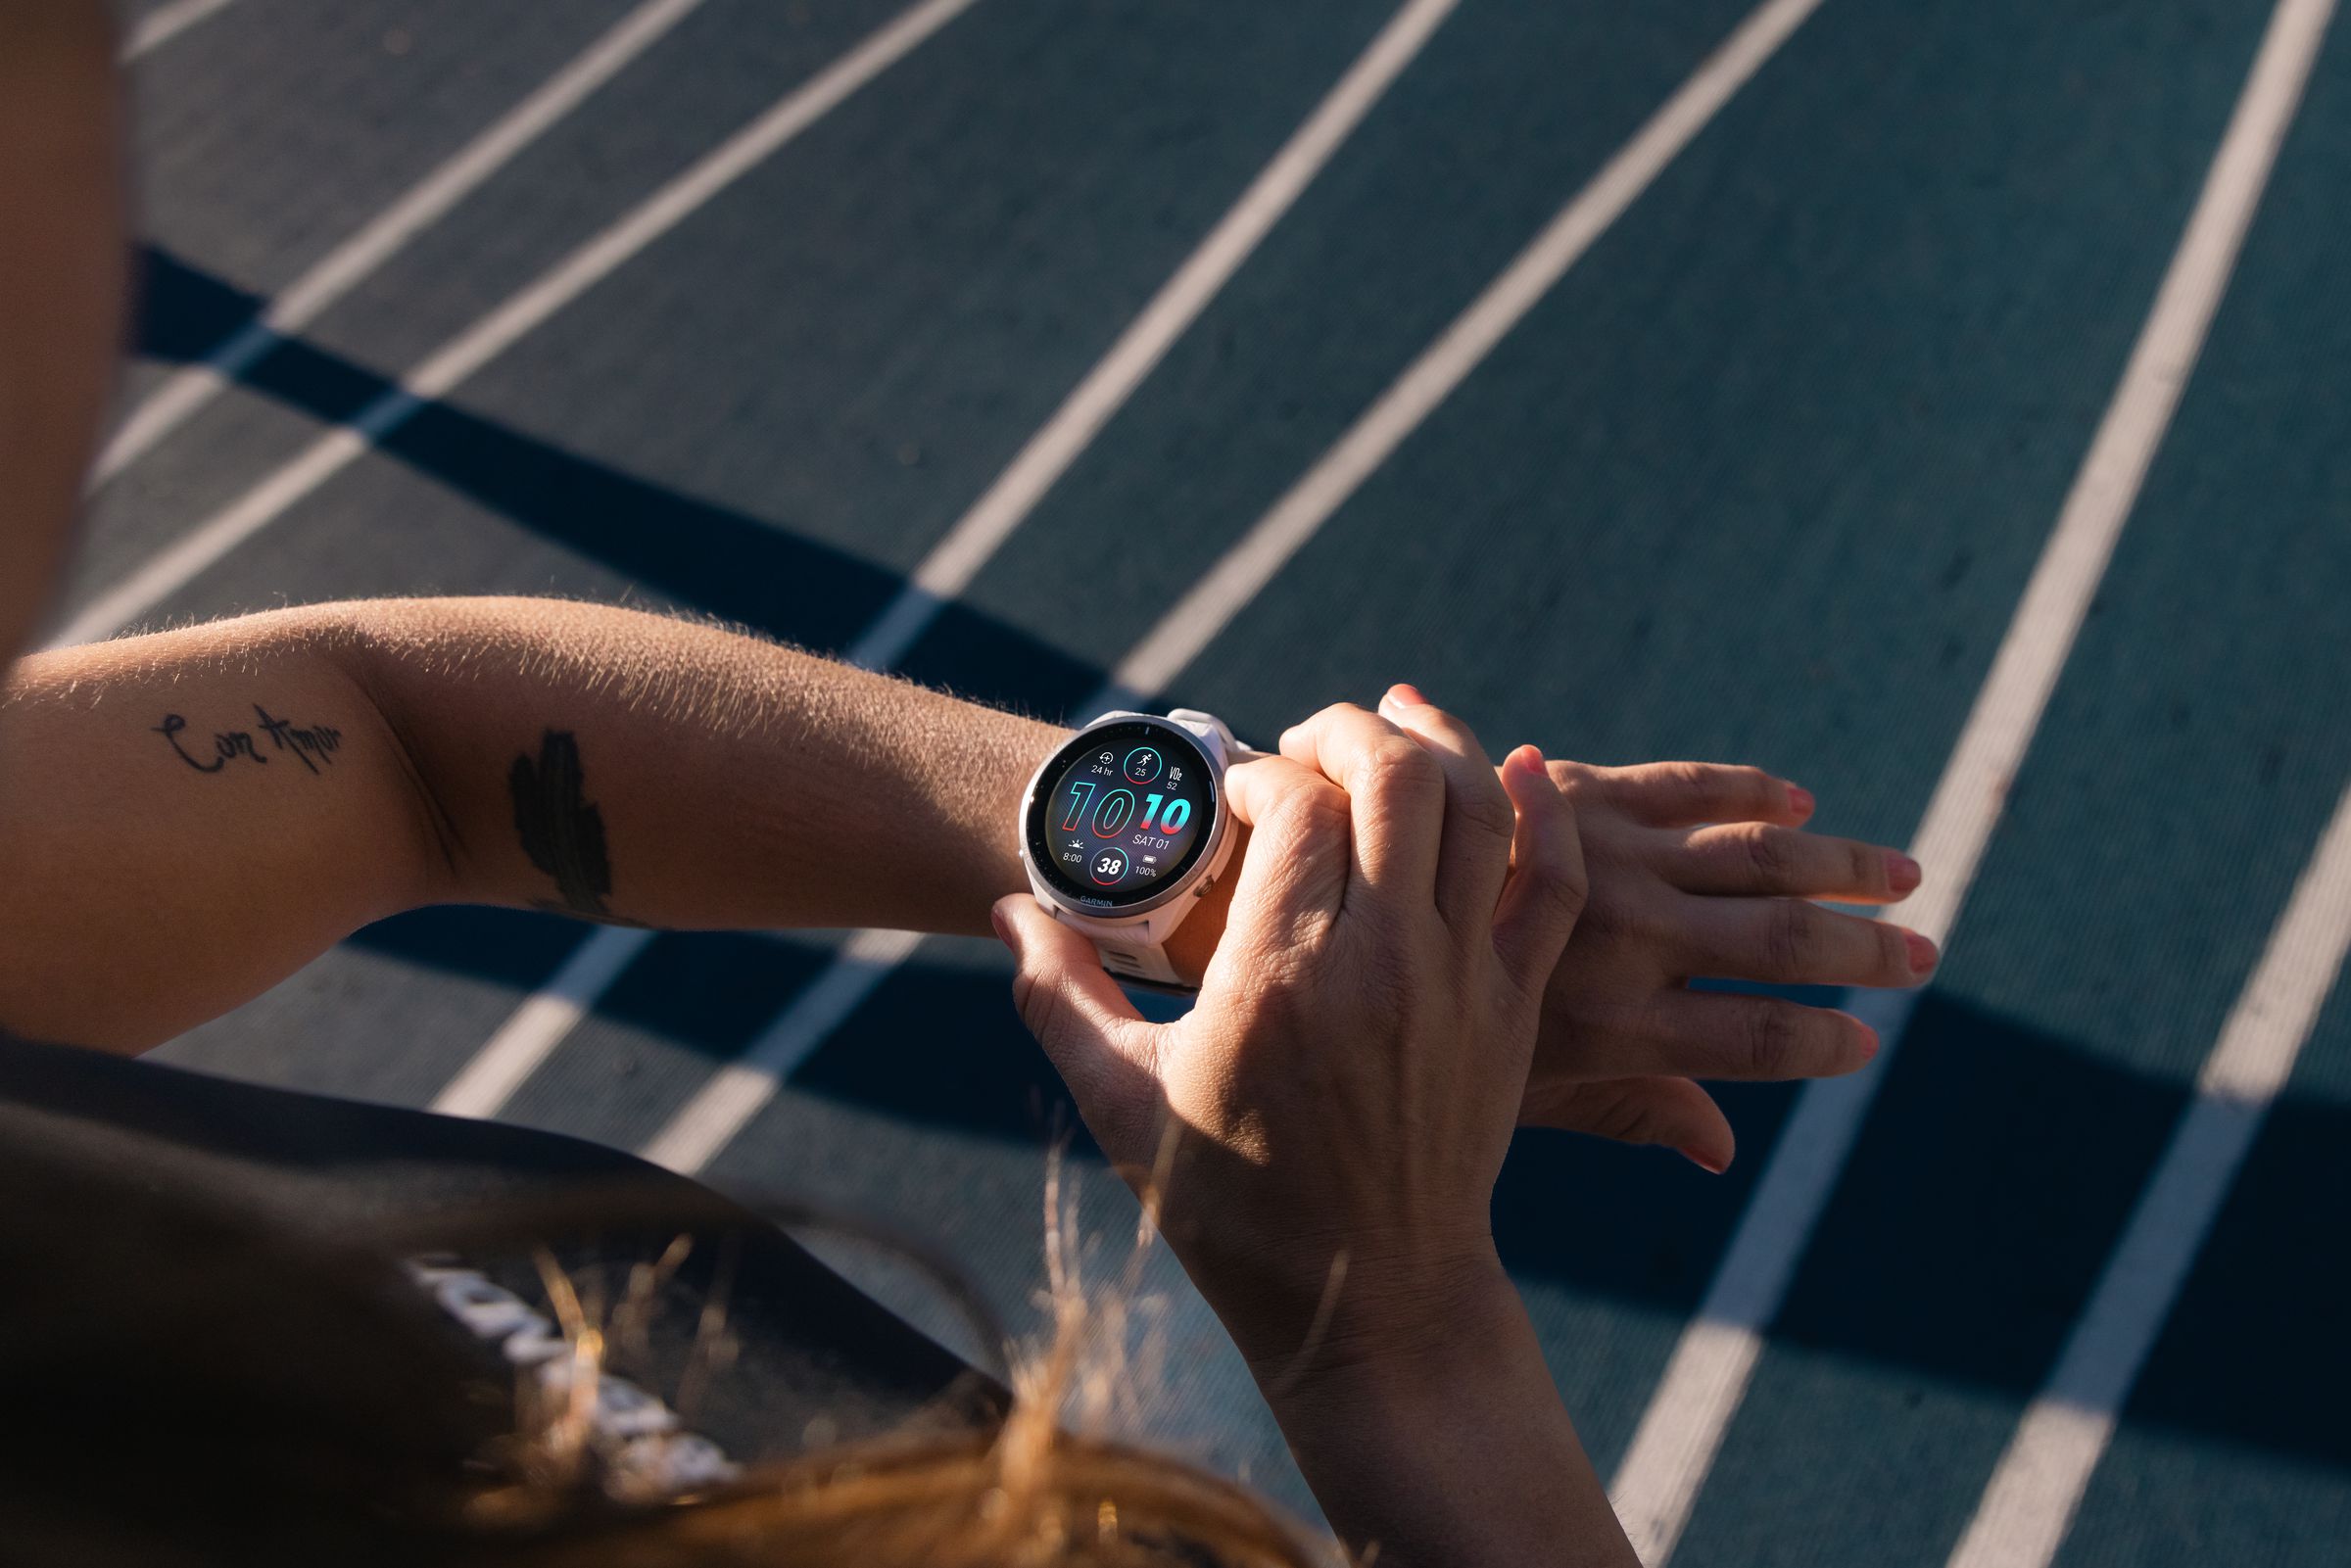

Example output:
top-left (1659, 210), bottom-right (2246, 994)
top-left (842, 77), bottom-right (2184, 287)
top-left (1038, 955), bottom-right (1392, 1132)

top-left (1, 597), bottom-right (1932, 1187)
top-left (0, 2), bottom-right (122, 662)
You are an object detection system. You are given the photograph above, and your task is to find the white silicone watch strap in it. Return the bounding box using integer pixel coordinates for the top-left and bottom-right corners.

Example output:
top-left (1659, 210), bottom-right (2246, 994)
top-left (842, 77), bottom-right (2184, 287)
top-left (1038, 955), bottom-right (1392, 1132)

top-left (1167, 707), bottom-right (1260, 764)
top-left (1091, 931), bottom-right (1186, 988)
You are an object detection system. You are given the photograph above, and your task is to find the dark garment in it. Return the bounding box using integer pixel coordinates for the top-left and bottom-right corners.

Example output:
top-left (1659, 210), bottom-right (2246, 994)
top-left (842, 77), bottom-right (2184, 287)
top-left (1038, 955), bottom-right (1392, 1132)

top-left (0, 1030), bottom-right (1001, 1471)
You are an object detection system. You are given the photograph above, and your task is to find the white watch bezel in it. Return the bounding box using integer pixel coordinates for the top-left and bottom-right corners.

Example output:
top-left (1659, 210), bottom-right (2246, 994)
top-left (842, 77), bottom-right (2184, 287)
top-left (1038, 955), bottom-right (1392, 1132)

top-left (1017, 711), bottom-right (1244, 977)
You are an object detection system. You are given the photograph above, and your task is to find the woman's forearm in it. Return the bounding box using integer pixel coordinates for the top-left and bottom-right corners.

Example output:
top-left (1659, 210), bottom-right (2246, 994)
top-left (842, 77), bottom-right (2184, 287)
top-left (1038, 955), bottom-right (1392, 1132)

top-left (0, 597), bottom-right (1074, 1049)
top-left (339, 596), bottom-right (1069, 936)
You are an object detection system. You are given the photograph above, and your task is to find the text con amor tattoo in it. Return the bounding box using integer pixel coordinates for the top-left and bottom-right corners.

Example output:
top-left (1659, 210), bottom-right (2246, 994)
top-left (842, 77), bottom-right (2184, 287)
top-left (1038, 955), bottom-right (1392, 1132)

top-left (155, 706), bottom-right (345, 776)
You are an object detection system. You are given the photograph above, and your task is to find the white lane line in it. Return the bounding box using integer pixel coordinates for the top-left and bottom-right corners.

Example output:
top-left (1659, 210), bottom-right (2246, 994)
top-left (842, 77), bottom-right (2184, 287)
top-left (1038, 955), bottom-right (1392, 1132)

top-left (846, 0), bottom-right (1463, 671)
top-left (99, 0), bottom-right (709, 487)
top-left (1117, 0), bottom-right (1827, 696)
top-left (122, 0), bottom-right (240, 60)
top-left (434, 0), bottom-right (1459, 1119)
top-left (640, 928), bottom-right (925, 1172)
top-left (430, 926), bottom-right (654, 1117)
top-left (48, 0), bottom-right (983, 652)
top-left (620, 0), bottom-right (1820, 1177)
top-left (1606, 1), bottom-right (2335, 1558)
top-left (1946, 778), bottom-right (2351, 1568)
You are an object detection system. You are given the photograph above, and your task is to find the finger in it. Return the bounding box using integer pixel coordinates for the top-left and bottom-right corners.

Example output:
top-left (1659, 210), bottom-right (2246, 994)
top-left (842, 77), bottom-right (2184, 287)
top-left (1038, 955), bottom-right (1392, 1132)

top-left (1220, 754), bottom-right (1354, 947)
top-left (1673, 822), bottom-right (1923, 903)
top-left (1377, 685), bottom-right (1516, 934)
top-left (993, 895), bottom-right (1158, 1152)
top-left (1677, 895), bottom-right (1939, 988)
top-left (1636, 989), bottom-right (1879, 1080)
top-left (1277, 701), bottom-right (1445, 905)
top-left (1490, 744), bottom-right (1586, 988)
top-left (1576, 761), bottom-right (1812, 829)
top-left (1520, 1075), bottom-right (1736, 1174)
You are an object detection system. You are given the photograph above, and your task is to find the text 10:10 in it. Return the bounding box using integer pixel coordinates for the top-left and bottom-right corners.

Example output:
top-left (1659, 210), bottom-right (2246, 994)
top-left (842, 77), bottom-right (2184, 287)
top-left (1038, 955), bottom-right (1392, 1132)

top-left (1059, 782), bottom-right (1190, 838)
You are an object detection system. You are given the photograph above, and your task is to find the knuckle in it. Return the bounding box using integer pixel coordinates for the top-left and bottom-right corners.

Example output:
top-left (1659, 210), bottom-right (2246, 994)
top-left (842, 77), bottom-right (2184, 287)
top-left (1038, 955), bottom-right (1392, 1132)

top-left (1008, 966), bottom-right (1063, 1046)
top-left (1548, 759), bottom-right (1597, 800)
top-left (1525, 840), bottom-right (1590, 922)
top-left (1876, 920), bottom-right (1911, 978)
top-left (1275, 781), bottom-right (1352, 846)
top-left (1741, 1003), bottom-right (1803, 1077)
top-left (1765, 899), bottom-right (1816, 978)
top-left (1739, 824), bottom-right (1799, 884)
top-left (1308, 700), bottom-right (1362, 731)
top-left (1849, 840), bottom-right (1882, 891)
top-left (1659, 760), bottom-right (1712, 797)
top-left (1458, 778), bottom-right (1519, 842)
top-left (1591, 1088), bottom-right (1667, 1147)
top-left (1364, 734), bottom-right (1445, 801)
top-left (1281, 704), bottom-right (1352, 758)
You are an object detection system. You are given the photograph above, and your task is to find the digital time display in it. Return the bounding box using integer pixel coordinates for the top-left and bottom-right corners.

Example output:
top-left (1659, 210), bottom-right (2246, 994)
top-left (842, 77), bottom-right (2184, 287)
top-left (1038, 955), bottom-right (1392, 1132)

top-left (1025, 719), bottom-right (1218, 911)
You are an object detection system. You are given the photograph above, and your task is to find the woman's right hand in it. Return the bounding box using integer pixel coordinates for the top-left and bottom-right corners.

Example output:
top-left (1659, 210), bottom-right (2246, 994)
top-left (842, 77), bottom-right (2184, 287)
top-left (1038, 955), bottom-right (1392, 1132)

top-left (995, 697), bottom-right (1640, 1567)
top-left (991, 698), bottom-right (1580, 1380)
top-left (991, 690), bottom-right (1579, 1382)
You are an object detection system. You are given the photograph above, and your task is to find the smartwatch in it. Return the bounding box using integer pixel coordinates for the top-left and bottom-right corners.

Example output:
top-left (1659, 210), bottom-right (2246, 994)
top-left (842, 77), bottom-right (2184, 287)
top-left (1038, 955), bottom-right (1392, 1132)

top-left (1017, 708), bottom-right (1257, 992)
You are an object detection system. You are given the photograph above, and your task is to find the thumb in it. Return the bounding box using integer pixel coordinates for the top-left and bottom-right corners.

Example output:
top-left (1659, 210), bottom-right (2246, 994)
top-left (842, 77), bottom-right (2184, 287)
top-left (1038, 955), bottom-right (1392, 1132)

top-left (991, 895), bottom-right (1160, 1153)
top-left (1522, 1076), bottom-right (1737, 1175)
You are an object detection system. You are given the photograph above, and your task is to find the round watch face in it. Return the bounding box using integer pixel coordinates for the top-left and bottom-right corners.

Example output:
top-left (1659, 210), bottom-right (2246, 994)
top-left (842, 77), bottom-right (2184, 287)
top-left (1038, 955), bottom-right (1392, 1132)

top-left (1025, 719), bottom-right (1219, 911)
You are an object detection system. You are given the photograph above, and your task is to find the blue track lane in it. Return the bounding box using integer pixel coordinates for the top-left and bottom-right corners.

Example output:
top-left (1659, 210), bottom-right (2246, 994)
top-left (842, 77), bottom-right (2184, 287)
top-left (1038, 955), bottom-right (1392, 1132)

top-left (1677, 8), bottom-right (2351, 1560)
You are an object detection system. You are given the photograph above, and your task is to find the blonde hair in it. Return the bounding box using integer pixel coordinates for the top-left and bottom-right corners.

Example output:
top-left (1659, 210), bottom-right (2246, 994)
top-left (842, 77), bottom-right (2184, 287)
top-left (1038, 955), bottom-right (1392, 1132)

top-left (477, 1152), bottom-right (1334, 1568)
top-left (500, 1429), bottom-right (1318, 1567)
top-left (0, 1122), bottom-right (1332, 1567)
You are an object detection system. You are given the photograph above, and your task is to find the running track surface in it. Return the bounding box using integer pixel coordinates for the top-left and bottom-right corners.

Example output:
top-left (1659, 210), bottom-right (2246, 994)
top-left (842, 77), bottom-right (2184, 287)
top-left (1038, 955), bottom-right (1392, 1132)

top-left (90, 2), bottom-right (2351, 1560)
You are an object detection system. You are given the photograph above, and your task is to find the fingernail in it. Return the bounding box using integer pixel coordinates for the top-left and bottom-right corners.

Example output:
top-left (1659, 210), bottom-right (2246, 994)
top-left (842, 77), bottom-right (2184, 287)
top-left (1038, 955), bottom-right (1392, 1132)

top-left (1386, 683), bottom-right (1427, 708)
top-left (1679, 1146), bottom-right (1729, 1176)
top-left (1505, 743), bottom-right (1544, 779)
top-left (1784, 783), bottom-right (1815, 818)
top-left (1887, 851), bottom-right (1923, 894)
top-left (1851, 1018), bottom-right (1882, 1063)
top-left (1903, 929), bottom-right (1939, 975)
top-left (988, 897), bottom-right (1018, 946)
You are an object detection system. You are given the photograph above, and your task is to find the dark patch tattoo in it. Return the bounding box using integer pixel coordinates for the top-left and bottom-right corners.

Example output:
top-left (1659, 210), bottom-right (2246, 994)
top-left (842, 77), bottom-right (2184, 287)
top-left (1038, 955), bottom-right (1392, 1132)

top-left (156, 706), bottom-right (344, 775)
top-left (509, 730), bottom-right (631, 923)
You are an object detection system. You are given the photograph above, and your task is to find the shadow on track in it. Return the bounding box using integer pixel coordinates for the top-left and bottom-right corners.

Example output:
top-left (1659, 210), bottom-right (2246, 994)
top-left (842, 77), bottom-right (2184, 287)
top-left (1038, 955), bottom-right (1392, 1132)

top-left (132, 244), bottom-right (1105, 701)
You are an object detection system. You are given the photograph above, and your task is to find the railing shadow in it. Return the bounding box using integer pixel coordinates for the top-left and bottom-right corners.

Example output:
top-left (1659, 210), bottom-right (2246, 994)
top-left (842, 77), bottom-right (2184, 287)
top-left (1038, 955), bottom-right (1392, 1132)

top-left (130, 244), bottom-right (1104, 702)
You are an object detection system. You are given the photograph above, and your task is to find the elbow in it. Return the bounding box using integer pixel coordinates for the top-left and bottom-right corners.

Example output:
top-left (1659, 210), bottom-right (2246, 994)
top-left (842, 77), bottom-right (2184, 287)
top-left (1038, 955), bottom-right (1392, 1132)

top-left (296, 603), bottom-right (471, 909)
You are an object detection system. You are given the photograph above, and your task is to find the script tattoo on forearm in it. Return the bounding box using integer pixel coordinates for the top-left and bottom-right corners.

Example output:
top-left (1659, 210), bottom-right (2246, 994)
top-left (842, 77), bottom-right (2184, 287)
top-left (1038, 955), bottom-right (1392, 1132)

top-left (155, 705), bottom-right (345, 775)
top-left (509, 730), bottom-right (635, 924)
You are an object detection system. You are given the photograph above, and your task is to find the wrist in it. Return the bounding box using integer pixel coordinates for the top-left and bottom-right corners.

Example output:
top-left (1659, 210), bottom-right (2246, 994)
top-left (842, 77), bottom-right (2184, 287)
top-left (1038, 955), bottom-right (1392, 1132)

top-left (1268, 1243), bottom-right (1516, 1392)
top-left (1254, 1268), bottom-right (1634, 1568)
top-left (1174, 1219), bottom-right (1512, 1397)
top-left (991, 725), bottom-right (1072, 905)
